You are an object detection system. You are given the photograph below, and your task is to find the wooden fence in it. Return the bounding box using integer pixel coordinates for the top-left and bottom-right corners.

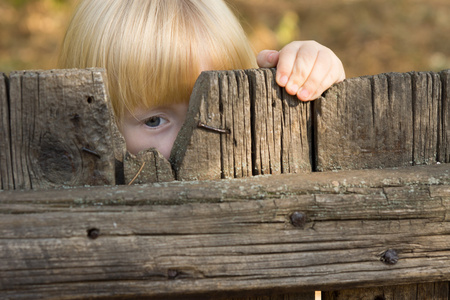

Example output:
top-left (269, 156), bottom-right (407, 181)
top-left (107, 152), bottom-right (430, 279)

top-left (0, 68), bottom-right (449, 299)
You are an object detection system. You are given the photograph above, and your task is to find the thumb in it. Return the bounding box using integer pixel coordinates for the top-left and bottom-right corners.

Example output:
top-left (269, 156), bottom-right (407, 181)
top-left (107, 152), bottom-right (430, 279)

top-left (256, 50), bottom-right (280, 68)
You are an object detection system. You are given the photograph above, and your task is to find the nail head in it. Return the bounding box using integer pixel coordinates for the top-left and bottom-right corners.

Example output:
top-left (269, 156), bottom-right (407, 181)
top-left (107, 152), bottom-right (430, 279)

top-left (87, 228), bottom-right (100, 239)
top-left (290, 212), bottom-right (307, 228)
top-left (380, 249), bottom-right (398, 265)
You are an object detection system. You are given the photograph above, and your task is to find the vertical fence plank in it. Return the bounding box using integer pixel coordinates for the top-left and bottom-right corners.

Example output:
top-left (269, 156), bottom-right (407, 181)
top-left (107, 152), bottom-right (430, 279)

top-left (8, 69), bottom-right (117, 190)
top-left (171, 71), bottom-right (222, 181)
top-left (411, 72), bottom-right (441, 165)
top-left (0, 73), bottom-right (13, 190)
top-left (249, 68), bottom-right (312, 175)
top-left (9, 70), bottom-right (34, 190)
top-left (440, 69), bottom-right (450, 163)
top-left (172, 68), bottom-right (312, 181)
top-left (219, 70), bottom-right (253, 179)
top-left (315, 71), bottom-right (446, 171)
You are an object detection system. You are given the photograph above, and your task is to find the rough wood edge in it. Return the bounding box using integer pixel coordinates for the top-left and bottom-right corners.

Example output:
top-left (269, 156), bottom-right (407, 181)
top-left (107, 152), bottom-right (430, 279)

top-left (439, 69), bottom-right (450, 163)
top-left (124, 148), bottom-right (174, 184)
top-left (0, 164), bottom-right (449, 299)
top-left (0, 73), bottom-right (13, 190)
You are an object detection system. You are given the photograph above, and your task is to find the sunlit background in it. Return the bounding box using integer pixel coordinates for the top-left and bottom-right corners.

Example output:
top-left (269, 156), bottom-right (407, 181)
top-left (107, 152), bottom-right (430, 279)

top-left (1, 0), bottom-right (449, 79)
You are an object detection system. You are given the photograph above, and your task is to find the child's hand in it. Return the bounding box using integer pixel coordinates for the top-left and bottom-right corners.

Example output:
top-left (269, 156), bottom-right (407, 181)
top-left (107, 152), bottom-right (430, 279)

top-left (257, 41), bottom-right (345, 101)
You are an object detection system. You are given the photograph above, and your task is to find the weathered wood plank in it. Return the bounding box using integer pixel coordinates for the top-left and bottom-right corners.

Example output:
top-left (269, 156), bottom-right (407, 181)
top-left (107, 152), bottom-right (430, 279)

top-left (249, 68), bottom-right (311, 175)
top-left (172, 69), bottom-right (447, 183)
top-left (171, 71), bottom-right (222, 181)
top-left (7, 69), bottom-right (118, 189)
top-left (316, 73), bottom-right (413, 170)
top-left (412, 72), bottom-right (441, 165)
top-left (440, 69), bottom-right (450, 163)
top-left (0, 73), bottom-right (13, 190)
top-left (124, 148), bottom-right (174, 184)
top-left (0, 164), bottom-right (448, 299)
top-left (220, 70), bottom-right (253, 179)
top-left (316, 70), bottom-right (448, 171)
top-left (172, 68), bottom-right (311, 181)
top-left (322, 281), bottom-right (450, 300)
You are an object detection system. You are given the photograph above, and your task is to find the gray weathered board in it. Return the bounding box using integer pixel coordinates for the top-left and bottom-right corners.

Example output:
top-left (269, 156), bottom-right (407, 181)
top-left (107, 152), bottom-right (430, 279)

top-left (317, 71), bottom-right (449, 170)
top-left (322, 282), bottom-right (450, 300)
top-left (172, 68), bottom-right (449, 180)
top-left (0, 164), bottom-right (449, 299)
top-left (171, 68), bottom-right (312, 181)
top-left (0, 68), bottom-right (449, 299)
top-left (0, 73), bottom-right (12, 190)
top-left (1, 69), bottom-right (119, 190)
top-left (0, 69), bottom-right (448, 188)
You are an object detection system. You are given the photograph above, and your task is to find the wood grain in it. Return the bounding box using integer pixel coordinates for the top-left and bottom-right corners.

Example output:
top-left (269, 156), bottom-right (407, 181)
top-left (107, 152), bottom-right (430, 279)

top-left (316, 70), bottom-right (449, 171)
top-left (172, 68), bottom-right (312, 181)
top-left (0, 73), bottom-right (13, 190)
top-left (7, 69), bottom-right (117, 189)
top-left (249, 68), bottom-right (311, 175)
top-left (440, 69), bottom-right (450, 163)
top-left (124, 148), bottom-right (174, 184)
top-left (322, 282), bottom-right (450, 300)
top-left (0, 164), bottom-right (449, 299)
top-left (171, 71), bottom-right (222, 181)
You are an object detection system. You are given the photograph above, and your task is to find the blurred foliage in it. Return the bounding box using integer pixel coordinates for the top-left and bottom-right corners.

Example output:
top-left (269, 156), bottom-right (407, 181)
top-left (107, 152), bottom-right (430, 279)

top-left (4, 0), bottom-right (68, 7)
top-left (1, 0), bottom-right (449, 78)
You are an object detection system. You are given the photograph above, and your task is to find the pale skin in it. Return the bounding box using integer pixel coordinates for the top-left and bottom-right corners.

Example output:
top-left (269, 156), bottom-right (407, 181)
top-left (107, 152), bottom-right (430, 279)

top-left (120, 41), bottom-right (346, 159)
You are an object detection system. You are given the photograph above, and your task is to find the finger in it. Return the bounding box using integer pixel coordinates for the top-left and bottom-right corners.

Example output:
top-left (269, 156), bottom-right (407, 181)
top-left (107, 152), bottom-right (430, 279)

top-left (297, 49), bottom-right (343, 101)
top-left (306, 67), bottom-right (346, 100)
top-left (274, 41), bottom-right (303, 87)
top-left (256, 50), bottom-right (280, 68)
top-left (284, 42), bottom-right (324, 97)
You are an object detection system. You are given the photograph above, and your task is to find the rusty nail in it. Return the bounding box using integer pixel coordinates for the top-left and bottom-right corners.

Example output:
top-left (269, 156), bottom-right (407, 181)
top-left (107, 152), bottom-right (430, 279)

top-left (87, 228), bottom-right (100, 239)
top-left (197, 121), bottom-right (231, 134)
top-left (290, 212), bottom-right (307, 228)
top-left (380, 249), bottom-right (398, 265)
top-left (82, 147), bottom-right (101, 159)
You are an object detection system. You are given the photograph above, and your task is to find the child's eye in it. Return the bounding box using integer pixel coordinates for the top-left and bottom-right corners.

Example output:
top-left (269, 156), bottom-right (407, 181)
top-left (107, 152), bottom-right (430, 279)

top-left (144, 116), bottom-right (167, 128)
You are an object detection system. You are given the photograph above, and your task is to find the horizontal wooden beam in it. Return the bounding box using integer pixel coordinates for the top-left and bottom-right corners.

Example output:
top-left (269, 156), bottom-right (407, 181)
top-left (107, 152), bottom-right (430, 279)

top-left (0, 164), bottom-right (449, 299)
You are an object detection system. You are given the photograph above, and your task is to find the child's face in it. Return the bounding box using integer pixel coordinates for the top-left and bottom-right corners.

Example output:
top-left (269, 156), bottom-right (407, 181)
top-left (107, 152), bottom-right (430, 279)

top-left (120, 102), bottom-right (189, 159)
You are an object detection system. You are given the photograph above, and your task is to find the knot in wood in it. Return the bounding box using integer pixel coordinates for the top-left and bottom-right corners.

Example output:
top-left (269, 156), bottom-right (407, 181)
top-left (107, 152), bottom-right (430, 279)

top-left (290, 212), bottom-right (307, 228)
top-left (380, 249), bottom-right (398, 265)
top-left (87, 228), bottom-right (100, 240)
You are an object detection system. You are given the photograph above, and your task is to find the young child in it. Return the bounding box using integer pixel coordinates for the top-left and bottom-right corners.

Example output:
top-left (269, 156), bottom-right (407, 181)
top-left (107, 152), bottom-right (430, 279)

top-left (59, 0), bottom-right (345, 159)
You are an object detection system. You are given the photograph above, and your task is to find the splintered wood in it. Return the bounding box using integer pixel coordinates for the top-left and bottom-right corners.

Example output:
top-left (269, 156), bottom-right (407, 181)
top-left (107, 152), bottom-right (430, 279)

top-left (172, 68), bottom-right (312, 181)
top-left (124, 149), bottom-right (174, 184)
top-left (5, 69), bottom-right (117, 189)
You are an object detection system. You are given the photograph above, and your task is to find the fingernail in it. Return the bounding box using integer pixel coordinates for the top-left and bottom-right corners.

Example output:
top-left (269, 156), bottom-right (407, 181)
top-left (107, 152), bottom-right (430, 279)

top-left (298, 88), bottom-right (310, 100)
top-left (278, 76), bottom-right (288, 86)
top-left (268, 52), bottom-right (275, 63)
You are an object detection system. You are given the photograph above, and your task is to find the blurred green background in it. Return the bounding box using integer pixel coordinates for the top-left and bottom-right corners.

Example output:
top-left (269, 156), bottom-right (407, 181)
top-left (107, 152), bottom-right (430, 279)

top-left (1, 0), bottom-right (449, 78)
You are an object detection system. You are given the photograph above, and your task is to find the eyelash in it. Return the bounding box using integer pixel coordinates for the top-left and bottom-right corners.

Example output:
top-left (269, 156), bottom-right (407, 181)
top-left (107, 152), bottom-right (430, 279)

top-left (143, 116), bottom-right (167, 128)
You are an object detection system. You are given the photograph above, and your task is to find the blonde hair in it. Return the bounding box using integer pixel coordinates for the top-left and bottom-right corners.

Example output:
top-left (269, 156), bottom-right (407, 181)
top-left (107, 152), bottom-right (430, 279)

top-left (58, 0), bottom-right (257, 120)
